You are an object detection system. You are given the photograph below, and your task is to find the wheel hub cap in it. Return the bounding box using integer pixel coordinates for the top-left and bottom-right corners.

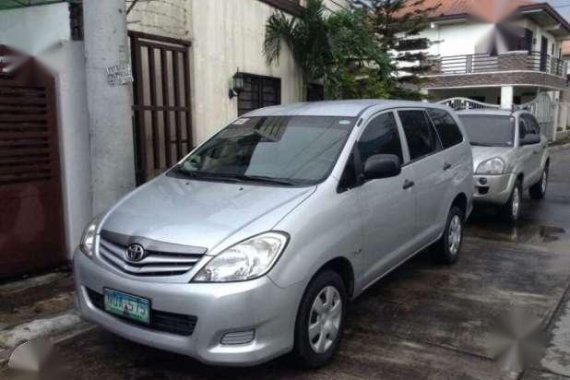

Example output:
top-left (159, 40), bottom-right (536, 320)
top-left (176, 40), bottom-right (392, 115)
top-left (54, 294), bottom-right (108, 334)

top-left (512, 188), bottom-right (520, 218)
top-left (448, 215), bottom-right (462, 255)
top-left (308, 286), bottom-right (342, 354)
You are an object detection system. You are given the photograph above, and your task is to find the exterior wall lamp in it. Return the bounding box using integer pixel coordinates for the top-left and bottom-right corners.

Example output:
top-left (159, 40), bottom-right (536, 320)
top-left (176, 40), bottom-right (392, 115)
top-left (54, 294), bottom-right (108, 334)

top-left (229, 71), bottom-right (244, 99)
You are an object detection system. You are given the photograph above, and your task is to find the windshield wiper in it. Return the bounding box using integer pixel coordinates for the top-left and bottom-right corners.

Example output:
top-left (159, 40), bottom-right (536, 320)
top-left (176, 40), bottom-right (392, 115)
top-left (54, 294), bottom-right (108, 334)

top-left (223, 174), bottom-right (297, 186)
top-left (172, 167), bottom-right (297, 186)
top-left (470, 142), bottom-right (494, 147)
top-left (172, 166), bottom-right (244, 183)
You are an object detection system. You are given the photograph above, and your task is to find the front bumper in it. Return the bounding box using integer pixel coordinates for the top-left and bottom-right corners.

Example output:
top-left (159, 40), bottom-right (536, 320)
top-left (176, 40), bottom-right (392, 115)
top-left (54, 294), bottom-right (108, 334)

top-left (473, 173), bottom-right (516, 205)
top-left (73, 251), bottom-right (303, 366)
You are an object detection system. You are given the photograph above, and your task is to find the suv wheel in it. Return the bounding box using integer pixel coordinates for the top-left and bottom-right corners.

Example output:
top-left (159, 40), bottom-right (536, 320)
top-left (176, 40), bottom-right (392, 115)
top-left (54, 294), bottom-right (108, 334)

top-left (433, 206), bottom-right (464, 264)
top-left (501, 180), bottom-right (522, 223)
top-left (529, 166), bottom-right (548, 200)
top-left (294, 270), bottom-right (347, 368)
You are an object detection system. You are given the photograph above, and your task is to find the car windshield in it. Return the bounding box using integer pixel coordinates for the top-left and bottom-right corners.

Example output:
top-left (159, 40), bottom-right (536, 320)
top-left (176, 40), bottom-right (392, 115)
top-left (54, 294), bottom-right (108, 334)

top-left (172, 116), bottom-right (356, 186)
top-left (458, 114), bottom-right (515, 147)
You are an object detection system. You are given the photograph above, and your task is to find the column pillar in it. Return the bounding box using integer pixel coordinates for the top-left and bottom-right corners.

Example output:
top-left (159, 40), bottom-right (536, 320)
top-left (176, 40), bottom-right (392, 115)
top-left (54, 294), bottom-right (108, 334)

top-left (501, 86), bottom-right (514, 109)
top-left (83, 0), bottom-right (136, 214)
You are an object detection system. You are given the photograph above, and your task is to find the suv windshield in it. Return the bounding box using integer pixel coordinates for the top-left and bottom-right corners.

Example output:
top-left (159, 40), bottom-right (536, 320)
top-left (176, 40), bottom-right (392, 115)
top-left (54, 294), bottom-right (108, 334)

top-left (172, 116), bottom-right (356, 186)
top-left (458, 114), bottom-right (515, 147)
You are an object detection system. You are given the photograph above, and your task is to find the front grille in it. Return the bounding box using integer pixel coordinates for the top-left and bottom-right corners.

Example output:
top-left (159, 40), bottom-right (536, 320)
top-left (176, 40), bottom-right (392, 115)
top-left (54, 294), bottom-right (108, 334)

top-left (98, 230), bottom-right (207, 277)
top-left (86, 288), bottom-right (198, 336)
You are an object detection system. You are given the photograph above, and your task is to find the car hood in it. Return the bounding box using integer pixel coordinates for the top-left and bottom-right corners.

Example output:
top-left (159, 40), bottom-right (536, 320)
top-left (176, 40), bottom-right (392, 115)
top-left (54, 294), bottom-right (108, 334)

top-left (102, 176), bottom-right (315, 251)
top-left (472, 146), bottom-right (512, 171)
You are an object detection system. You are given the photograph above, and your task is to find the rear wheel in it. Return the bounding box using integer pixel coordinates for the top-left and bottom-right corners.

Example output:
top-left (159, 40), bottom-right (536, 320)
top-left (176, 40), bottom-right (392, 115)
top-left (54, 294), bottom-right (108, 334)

top-left (500, 180), bottom-right (522, 223)
top-left (293, 270), bottom-right (347, 368)
top-left (529, 166), bottom-right (548, 200)
top-left (433, 206), bottom-right (464, 265)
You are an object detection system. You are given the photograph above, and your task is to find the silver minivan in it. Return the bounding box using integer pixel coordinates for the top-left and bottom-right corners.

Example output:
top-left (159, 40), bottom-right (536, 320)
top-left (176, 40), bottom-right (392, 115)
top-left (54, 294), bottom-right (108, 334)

top-left (74, 100), bottom-right (473, 368)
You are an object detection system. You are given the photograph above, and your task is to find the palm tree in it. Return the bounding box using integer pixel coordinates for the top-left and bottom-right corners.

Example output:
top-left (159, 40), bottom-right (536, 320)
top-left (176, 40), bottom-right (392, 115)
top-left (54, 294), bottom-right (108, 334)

top-left (263, 0), bottom-right (392, 99)
top-left (264, 0), bottom-right (332, 85)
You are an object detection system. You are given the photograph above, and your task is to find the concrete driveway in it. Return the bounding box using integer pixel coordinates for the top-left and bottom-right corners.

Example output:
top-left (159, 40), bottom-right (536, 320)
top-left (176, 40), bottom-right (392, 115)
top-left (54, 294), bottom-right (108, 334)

top-left (5, 146), bottom-right (570, 380)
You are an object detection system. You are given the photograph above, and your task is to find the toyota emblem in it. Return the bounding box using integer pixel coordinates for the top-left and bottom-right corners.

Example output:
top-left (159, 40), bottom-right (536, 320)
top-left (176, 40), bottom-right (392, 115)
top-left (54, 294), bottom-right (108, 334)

top-left (126, 244), bottom-right (146, 262)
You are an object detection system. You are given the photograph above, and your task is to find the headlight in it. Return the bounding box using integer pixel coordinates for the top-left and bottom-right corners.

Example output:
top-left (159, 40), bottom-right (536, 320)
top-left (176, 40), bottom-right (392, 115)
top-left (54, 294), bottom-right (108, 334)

top-left (192, 232), bottom-right (289, 282)
top-left (476, 158), bottom-right (505, 175)
top-left (79, 216), bottom-right (100, 258)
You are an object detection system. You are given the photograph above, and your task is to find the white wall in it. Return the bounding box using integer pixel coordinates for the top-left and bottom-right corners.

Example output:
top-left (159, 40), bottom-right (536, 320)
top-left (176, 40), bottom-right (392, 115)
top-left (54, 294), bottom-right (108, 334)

top-left (422, 22), bottom-right (495, 56)
top-left (0, 3), bottom-right (70, 55)
top-left (424, 19), bottom-right (563, 58)
top-left (189, 0), bottom-right (304, 143)
top-left (40, 42), bottom-right (92, 256)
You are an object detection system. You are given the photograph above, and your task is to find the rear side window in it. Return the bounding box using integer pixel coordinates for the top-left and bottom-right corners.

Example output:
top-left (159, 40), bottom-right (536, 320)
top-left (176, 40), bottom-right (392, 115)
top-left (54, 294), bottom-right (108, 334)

top-left (398, 110), bottom-right (441, 160)
top-left (427, 109), bottom-right (464, 149)
top-left (358, 112), bottom-right (403, 165)
top-left (521, 114), bottom-right (540, 135)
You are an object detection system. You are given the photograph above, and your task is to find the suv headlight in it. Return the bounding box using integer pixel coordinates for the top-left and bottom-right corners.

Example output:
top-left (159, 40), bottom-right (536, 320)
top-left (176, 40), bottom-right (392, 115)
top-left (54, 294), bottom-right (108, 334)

top-left (476, 158), bottom-right (505, 175)
top-left (192, 232), bottom-right (289, 283)
top-left (79, 216), bottom-right (100, 258)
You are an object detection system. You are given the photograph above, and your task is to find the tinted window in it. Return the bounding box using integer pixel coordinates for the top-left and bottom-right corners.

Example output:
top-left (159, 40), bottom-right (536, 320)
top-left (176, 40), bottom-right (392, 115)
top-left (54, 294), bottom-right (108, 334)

top-left (427, 109), bottom-right (464, 148)
top-left (398, 110), bottom-right (441, 160)
top-left (459, 114), bottom-right (515, 147)
top-left (358, 112), bottom-right (403, 166)
top-left (176, 116), bottom-right (356, 185)
top-left (521, 114), bottom-right (540, 135)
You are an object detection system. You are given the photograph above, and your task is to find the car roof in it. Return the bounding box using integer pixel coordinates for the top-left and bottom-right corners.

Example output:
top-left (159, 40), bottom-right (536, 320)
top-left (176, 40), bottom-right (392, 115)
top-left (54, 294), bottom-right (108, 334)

top-left (243, 100), bottom-right (452, 118)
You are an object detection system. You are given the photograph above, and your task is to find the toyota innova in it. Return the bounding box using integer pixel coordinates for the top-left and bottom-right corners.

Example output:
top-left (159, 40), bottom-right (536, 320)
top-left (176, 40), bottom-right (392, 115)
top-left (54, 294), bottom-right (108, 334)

top-left (74, 100), bottom-right (473, 368)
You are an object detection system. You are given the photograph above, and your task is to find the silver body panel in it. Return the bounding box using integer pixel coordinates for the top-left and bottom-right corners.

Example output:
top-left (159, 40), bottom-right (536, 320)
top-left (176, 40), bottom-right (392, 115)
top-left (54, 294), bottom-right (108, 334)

top-left (74, 100), bottom-right (474, 366)
top-left (458, 110), bottom-right (550, 205)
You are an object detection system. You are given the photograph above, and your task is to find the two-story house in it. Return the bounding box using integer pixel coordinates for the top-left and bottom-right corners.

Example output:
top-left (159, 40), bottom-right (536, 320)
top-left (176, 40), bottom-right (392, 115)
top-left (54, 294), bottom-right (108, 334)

top-left (406, 0), bottom-right (570, 138)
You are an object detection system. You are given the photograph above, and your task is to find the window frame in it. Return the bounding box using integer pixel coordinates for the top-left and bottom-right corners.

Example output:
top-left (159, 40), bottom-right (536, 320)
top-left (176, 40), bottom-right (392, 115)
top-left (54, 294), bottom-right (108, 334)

top-left (395, 108), bottom-right (444, 165)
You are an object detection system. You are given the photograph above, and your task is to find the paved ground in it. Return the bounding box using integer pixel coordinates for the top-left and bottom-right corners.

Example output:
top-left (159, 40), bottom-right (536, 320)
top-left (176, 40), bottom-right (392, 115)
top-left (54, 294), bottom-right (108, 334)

top-left (3, 146), bottom-right (570, 380)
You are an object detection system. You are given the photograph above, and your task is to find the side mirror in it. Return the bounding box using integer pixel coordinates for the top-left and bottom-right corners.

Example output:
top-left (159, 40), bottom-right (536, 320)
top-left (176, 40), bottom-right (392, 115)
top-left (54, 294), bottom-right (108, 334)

top-left (520, 134), bottom-right (540, 145)
top-left (363, 154), bottom-right (402, 181)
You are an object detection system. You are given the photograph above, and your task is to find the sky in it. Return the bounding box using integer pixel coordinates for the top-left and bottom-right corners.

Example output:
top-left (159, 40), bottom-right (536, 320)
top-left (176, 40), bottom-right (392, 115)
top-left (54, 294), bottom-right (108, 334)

top-left (547, 0), bottom-right (570, 22)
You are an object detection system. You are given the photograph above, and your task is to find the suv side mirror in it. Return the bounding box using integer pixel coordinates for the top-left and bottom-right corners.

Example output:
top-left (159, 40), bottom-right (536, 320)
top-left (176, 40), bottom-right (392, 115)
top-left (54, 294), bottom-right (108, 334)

top-left (520, 134), bottom-right (540, 145)
top-left (363, 154), bottom-right (402, 180)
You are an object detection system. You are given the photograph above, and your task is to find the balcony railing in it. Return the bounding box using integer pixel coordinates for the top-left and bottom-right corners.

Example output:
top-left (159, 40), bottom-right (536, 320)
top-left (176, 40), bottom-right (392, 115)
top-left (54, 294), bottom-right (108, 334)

top-left (432, 51), bottom-right (568, 78)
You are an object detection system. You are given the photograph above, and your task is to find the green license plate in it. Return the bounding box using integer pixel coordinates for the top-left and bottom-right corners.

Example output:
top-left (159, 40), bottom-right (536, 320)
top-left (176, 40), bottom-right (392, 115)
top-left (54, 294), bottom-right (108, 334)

top-left (104, 288), bottom-right (150, 324)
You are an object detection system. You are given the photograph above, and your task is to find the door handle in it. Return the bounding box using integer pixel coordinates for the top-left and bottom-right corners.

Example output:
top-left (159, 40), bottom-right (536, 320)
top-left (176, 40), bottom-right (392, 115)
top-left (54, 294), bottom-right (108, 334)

top-left (403, 180), bottom-right (415, 190)
top-left (443, 162), bottom-right (452, 171)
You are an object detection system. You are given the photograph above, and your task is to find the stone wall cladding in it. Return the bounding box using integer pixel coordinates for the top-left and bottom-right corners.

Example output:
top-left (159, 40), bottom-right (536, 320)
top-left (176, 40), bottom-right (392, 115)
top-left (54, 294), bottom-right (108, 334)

top-left (426, 72), bottom-right (568, 90)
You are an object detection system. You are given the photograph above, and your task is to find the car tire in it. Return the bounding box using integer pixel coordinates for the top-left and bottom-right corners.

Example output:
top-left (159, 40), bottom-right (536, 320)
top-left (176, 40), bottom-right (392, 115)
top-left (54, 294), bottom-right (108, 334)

top-left (529, 166), bottom-right (548, 200)
top-left (500, 180), bottom-right (522, 223)
top-left (432, 206), bottom-right (464, 265)
top-left (293, 270), bottom-right (347, 368)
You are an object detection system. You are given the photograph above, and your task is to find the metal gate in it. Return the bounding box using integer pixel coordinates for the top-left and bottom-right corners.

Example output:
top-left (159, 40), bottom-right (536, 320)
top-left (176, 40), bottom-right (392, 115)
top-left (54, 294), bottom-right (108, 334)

top-left (439, 94), bottom-right (558, 141)
top-left (438, 97), bottom-right (501, 111)
top-left (129, 31), bottom-right (193, 184)
top-left (0, 46), bottom-right (65, 278)
top-left (516, 92), bottom-right (557, 140)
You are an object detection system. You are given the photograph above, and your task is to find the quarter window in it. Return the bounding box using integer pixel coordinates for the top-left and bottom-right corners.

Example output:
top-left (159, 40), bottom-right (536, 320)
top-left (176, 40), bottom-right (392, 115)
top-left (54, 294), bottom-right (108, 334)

top-left (427, 109), bottom-right (464, 149)
top-left (358, 112), bottom-right (404, 166)
top-left (398, 110), bottom-right (441, 160)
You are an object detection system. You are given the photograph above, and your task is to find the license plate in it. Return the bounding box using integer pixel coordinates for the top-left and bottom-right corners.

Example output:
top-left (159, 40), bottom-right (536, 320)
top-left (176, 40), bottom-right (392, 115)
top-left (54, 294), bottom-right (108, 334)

top-left (104, 288), bottom-right (150, 324)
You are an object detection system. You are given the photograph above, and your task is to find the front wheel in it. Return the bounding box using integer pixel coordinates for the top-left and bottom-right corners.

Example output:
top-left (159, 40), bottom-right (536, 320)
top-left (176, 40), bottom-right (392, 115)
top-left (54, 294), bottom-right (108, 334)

top-left (529, 166), bottom-right (548, 200)
top-left (432, 206), bottom-right (464, 265)
top-left (500, 180), bottom-right (522, 223)
top-left (293, 270), bottom-right (347, 368)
